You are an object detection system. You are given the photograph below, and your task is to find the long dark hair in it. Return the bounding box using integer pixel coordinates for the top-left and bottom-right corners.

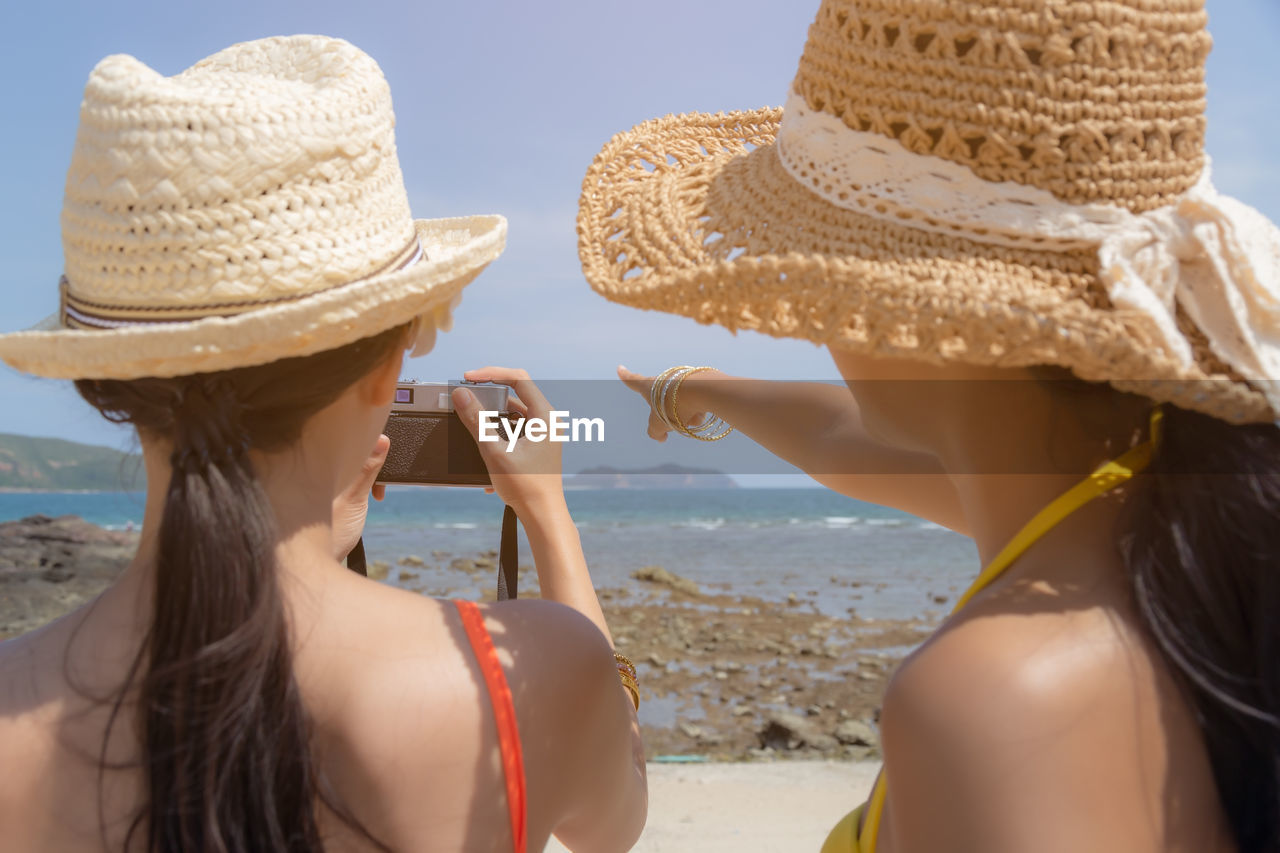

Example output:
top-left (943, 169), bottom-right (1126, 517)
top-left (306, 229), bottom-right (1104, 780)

top-left (76, 325), bottom-right (406, 851)
top-left (1122, 403), bottom-right (1280, 852)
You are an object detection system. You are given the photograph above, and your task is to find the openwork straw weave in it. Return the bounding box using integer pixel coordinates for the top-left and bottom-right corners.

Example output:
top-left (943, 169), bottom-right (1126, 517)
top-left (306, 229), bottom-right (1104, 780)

top-left (577, 0), bottom-right (1274, 423)
top-left (0, 36), bottom-right (505, 380)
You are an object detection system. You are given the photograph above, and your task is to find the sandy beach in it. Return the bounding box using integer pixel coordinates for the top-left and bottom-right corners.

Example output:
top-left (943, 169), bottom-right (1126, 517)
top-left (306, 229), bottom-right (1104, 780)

top-left (546, 760), bottom-right (878, 852)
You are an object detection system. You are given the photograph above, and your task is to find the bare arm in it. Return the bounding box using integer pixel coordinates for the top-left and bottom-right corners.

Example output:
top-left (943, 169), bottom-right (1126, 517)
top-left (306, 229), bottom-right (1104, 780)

top-left (521, 603), bottom-right (647, 852)
top-left (453, 367), bottom-right (611, 642)
top-left (518, 495), bottom-right (611, 643)
top-left (453, 373), bottom-right (645, 847)
top-left (619, 367), bottom-right (968, 534)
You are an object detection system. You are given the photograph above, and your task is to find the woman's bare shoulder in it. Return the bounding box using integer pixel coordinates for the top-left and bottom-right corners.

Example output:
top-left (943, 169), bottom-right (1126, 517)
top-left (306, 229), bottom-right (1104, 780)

top-left (876, 595), bottom-right (1227, 851)
top-left (300, 580), bottom-right (623, 848)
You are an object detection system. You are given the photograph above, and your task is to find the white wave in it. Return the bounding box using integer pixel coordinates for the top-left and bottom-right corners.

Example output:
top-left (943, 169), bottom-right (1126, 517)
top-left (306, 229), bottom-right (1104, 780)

top-left (433, 522), bottom-right (478, 530)
top-left (678, 517), bottom-right (726, 530)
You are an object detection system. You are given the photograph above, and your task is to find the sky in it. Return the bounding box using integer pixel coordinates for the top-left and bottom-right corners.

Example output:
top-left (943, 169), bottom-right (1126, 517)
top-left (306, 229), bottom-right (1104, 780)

top-left (0, 0), bottom-right (1277, 465)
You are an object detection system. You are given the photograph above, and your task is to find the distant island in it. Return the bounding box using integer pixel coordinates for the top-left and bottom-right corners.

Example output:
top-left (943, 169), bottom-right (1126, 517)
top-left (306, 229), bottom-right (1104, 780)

top-left (0, 434), bottom-right (738, 492)
top-left (0, 433), bottom-right (142, 492)
top-left (565, 463), bottom-right (737, 490)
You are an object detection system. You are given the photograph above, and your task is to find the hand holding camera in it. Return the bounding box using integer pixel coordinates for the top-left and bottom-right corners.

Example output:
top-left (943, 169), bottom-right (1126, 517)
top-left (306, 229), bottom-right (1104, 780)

top-left (451, 366), bottom-right (568, 518)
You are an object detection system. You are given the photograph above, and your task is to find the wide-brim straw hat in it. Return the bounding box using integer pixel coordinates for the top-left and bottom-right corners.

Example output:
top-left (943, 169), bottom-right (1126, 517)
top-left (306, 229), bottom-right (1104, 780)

top-left (0, 35), bottom-right (506, 380)
top-left (577, 0), bottom-right (1280, 424)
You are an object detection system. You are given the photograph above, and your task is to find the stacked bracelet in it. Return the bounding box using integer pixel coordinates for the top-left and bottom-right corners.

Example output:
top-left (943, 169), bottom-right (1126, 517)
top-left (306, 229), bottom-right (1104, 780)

top-left (649, 365), bottom-right (734, 442)
top-left (614, 652), bottom-right (640, 710)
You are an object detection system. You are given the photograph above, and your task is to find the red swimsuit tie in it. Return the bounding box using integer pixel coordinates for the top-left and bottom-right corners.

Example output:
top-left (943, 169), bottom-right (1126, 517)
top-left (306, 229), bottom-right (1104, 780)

top-left (455, 599), bottom-right (527, 853)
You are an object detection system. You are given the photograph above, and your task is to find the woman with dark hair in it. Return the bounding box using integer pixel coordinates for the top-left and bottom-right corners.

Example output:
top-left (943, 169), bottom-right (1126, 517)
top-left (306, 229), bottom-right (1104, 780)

top-left (0, 37), bottom-right (645, 852)
top-left (579, 0), bottom-right (1279, 850)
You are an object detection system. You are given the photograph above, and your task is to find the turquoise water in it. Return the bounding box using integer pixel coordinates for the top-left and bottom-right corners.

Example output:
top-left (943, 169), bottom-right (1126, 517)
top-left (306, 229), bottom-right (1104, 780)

top-left (0, 491), bottom-right (148, 528)
top-left (2, 487), bottom-right (913, 529)
top-left (0, 488), bottom-right (978, 620)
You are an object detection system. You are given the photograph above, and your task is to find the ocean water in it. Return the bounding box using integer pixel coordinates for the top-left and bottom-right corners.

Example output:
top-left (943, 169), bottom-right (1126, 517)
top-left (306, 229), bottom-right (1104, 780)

top-left (0, 488), bottom-right (978, 621)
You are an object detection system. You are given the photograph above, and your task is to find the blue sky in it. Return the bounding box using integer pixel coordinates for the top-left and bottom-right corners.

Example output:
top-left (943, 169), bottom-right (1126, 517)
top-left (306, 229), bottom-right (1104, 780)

top-left (1, 0), bottom-right (1277, 453)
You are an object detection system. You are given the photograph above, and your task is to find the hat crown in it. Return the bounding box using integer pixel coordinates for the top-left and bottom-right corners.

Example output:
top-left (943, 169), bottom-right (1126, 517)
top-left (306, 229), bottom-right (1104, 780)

top-left (791, 0), bottom-right (1211, 213)
top-left (61, 35), bottom-right (416, 313)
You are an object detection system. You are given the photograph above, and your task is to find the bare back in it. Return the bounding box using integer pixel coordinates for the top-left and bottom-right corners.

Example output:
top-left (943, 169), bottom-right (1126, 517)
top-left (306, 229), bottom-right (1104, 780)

top-left (0, 559), bottom-right (636, 852)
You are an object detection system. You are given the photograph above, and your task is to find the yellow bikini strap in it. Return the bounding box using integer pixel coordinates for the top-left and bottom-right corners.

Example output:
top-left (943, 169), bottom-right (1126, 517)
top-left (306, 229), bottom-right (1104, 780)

top-left (951, 405), bottom-right (1162, 612)
top-left (859, 405), bottom-right (1162, 853)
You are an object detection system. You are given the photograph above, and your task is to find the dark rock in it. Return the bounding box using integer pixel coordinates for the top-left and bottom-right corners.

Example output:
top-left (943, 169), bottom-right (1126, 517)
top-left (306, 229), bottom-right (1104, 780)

top-left (758, 710), bottom-right (839, 752)
top-left (0, 515), bottom-right (137, 640)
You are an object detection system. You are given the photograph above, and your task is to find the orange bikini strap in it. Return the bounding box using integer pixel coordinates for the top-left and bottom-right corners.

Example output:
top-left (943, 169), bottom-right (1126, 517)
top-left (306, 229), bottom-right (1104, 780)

top-left (455, 599), bottom-right (527, 853)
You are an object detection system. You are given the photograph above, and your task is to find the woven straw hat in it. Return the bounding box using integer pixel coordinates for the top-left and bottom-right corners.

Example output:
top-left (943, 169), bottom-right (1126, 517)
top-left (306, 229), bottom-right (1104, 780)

top-left (0, 35), bottom-right (506, 380)
top-left (577, 0), bottom-right (1280, 424)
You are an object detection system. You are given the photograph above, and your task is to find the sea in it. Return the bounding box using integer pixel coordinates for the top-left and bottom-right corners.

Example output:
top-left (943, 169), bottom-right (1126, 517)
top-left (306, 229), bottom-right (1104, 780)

top-left (0, 487), bottom-right (979, 622)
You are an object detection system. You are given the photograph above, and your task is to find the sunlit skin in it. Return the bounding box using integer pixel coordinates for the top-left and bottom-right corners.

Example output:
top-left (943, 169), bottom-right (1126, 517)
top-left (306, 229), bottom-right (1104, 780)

top-left (0, 349), bottom-right (646, 853)
top-left (621, 350), bottom-right (1235, 853)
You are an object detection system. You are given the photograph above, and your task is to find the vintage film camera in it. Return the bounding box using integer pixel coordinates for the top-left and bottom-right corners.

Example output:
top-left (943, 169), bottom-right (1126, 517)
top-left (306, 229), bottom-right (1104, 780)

top-left (375, 380), bottom-right (515, 487)
top-left (354, 380), bottom-right (524, 598)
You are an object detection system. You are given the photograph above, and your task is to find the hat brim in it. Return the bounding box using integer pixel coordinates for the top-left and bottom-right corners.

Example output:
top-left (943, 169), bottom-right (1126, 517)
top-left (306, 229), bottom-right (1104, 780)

top-left (0, 215), bottom-right (505, 380)
top-left (577, 108), bottom-right (1272, 424)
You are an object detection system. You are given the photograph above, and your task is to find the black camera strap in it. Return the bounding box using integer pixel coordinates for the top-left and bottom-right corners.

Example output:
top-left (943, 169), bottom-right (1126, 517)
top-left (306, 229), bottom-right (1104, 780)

top-left (346, 538), bottom-right (368, 576)
top-left (346, 504), bottom-right (520, 600)
top-left (495, 504), bottom-right (519, 601)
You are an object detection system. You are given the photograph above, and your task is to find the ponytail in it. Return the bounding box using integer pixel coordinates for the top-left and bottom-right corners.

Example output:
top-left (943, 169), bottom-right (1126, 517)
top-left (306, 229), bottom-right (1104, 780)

top-left (146, 376), bottom-right (312, 850)
top-left (1123, 405), bottom-right (1280, 852)
top-left (76, 325), bottom-right (406, 850)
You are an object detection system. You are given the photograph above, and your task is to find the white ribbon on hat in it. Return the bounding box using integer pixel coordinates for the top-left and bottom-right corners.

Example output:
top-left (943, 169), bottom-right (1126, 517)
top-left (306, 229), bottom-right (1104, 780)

top-left (775, 88), bottom-right (1280, 411)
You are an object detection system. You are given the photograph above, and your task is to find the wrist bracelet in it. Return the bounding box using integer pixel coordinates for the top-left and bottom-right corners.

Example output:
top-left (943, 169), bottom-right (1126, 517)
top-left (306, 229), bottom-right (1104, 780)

top-left (649, 366), bottom-right (689, 433)
top-left (614, 652), bottom-right (640, 710)
top-left (649, 365), bottom-right (734, 442)
top-left (670, 367), bottom-right (734, 441)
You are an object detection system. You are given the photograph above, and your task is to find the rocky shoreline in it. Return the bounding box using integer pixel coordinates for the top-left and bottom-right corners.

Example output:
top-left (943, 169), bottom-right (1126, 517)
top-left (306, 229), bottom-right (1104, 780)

top-left (0, 514), bottom-right (139, 638)
top-left (1, 515), bottom-right (938, 761)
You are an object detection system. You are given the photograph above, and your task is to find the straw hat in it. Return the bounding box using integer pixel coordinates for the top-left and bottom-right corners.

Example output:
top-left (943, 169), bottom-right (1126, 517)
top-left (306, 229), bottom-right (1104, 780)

top-left (577, 0), bottom-right (1280, 423)
top-left (0, 35), bottom-right (506, 380)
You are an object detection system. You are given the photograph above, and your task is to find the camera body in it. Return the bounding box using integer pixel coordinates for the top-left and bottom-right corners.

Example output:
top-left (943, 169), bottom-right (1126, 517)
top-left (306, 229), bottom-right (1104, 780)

top-left (376, 380), bottom-right (513, 487)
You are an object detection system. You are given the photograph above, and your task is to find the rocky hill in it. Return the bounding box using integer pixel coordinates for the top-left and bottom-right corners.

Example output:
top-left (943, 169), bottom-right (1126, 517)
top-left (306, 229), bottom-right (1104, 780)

top-left (0, 433), bottom-right (141, 491)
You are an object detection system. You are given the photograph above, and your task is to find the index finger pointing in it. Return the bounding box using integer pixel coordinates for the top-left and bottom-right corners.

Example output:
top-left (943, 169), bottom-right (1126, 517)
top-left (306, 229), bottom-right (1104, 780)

top-left (617, 365), bottom-right (652, 396)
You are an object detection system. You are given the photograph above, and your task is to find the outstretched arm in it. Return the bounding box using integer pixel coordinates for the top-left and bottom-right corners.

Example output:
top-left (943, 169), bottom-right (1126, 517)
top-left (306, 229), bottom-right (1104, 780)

top-left (619, 366), bottom-right (968, 534)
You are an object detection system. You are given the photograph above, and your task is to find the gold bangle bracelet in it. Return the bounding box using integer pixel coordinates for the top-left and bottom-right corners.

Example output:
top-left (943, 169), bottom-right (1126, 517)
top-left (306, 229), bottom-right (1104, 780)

top-left (618, 672), bottom-right (640, 710)
top-left (670, 367), bottom-right (734, 441)
top-left (613, 651), bottom-right (640, 710)
top-left (649, 366), bottom-right (687, 431)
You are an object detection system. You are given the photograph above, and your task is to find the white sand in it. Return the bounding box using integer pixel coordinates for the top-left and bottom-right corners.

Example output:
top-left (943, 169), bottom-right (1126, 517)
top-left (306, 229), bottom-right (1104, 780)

top-left (545, 760), bottom-right (878, 852)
